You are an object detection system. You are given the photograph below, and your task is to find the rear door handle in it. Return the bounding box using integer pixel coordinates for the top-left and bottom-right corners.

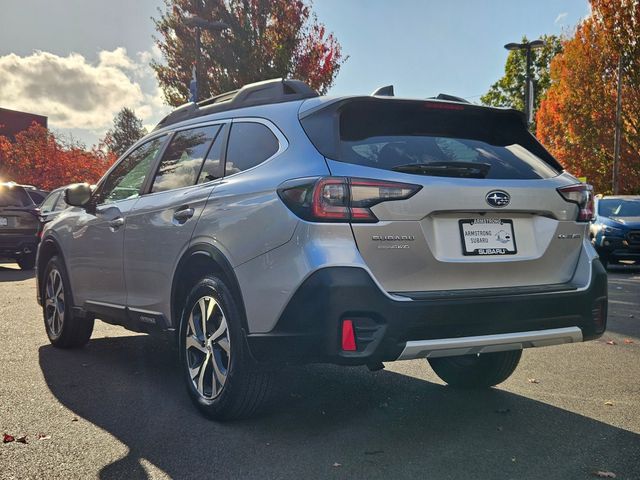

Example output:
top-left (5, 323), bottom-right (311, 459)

top-left (173, 207), bottom-right (195, 223)
top-left (109, 217), bottom-right (125, 230)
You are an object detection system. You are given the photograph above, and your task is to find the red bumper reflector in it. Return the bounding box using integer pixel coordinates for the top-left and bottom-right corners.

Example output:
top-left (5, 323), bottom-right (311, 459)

top-left (341, 319), bottom-right (357, 351)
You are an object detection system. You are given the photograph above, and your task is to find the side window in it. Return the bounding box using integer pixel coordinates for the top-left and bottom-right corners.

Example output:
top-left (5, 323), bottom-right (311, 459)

top-left (197, 125), bottom-right (227, 184)
top-left (95, 136), bottom-right (166, 204)
top-left (225, 122), bottom-right (279, 176)
top-left (54, 192), bottom-right (69, 211)
top-left (40, 192), bottom-right (61, 213)
top-left (151, 125), bottom-right (220, 193)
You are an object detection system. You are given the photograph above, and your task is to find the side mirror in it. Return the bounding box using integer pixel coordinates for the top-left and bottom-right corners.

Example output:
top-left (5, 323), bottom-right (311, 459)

top-left (65, 183), bottom-right (93, 208)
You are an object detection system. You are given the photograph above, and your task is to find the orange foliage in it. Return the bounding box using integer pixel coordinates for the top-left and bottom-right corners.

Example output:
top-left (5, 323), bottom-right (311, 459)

top-left (0, 123), bottom-right (115, 190)
top-left (536, 0), bottom-right (640, 194)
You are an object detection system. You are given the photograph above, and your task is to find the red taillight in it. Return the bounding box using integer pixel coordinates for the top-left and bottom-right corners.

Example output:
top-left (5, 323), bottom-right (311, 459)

top-left (557, 184), bottom-right (594, 222)
top-left (341, 319), bottom-right (357, 351)
top-left (311, 178), bottom-right (350, 221)
top-left (278, 177), bottom-right (421, 223)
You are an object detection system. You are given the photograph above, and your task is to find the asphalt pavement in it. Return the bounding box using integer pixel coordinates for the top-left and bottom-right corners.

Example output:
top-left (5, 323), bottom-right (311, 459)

top-left (0, 262), bottom-right (639, 480)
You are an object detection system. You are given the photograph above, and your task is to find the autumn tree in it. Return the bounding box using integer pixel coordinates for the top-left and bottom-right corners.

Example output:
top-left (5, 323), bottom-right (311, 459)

top-left (152, 0), bottom-right (346, 106)
top-left (481, 35), bottom-right (562, 133)
top-left (104, 107), bottom-right (147, 158)
top-left (0, 124), bottom-right (115, 190)
top-left (536, 0), bottom-right (640, 194)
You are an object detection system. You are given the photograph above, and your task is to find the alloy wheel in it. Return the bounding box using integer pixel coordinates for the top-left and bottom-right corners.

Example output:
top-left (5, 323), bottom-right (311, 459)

top-left (185, 296), bottom-right (231, 399)
top-left (45, 269), bottom-right (65, 338)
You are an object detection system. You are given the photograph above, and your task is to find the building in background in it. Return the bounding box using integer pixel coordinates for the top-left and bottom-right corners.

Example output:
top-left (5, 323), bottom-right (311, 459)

top-left (0, 107), bottom-right (47, 141)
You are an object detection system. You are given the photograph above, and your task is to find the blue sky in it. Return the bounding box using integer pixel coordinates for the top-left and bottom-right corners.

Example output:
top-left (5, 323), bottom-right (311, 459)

top-left (0, 0), bottom-right (590, 146)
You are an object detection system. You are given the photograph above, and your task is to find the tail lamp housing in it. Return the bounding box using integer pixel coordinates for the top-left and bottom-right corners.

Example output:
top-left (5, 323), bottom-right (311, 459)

top-left (557, 183), bottom-right (594, 222)
top-left (278, 176), bottom-right (421, 223)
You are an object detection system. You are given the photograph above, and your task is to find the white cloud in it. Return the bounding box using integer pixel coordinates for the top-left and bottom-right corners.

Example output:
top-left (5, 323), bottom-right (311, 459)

top-left (0, 48), bottom-right (171, 142)
top-left (555, 12), bottom-right (568, 24)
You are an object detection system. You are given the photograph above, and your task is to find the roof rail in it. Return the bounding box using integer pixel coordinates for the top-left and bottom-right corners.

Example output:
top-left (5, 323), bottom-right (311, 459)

top-left (154, 78), bottom-right (318, 130)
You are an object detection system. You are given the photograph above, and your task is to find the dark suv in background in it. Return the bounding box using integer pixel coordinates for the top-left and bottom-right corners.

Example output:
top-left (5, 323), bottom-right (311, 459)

top-left (590, 195), bottom-right (640, 267)
top-left (0, 182), bottom-right (41, 269)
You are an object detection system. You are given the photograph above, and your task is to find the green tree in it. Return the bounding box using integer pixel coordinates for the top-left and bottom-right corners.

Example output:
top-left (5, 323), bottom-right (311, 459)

top-left (481, 35), bottom-right (562, 132)
top-left (152, 0), bottom-right (346, 107)
top-left (104, 108), bottom-right (147, 158)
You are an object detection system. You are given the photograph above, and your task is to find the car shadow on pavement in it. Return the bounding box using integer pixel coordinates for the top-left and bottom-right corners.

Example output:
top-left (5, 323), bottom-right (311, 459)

top-left (39, 335), bottom-right (640, 480)
top-left (0, 264), bottom-right (34, 282)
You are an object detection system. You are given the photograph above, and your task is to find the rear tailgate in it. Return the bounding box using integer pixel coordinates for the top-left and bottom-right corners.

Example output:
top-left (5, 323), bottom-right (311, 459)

top-left (301, 97), bottom-right (587, 293)
top-left (0, 185), bottom-right (40, 251)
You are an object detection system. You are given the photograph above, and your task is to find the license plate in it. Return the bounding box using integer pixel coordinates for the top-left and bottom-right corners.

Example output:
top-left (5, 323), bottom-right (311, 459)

top-left (459, 218), bottom-right (517, 256)
top-left (0, 217), bottom-right (7, 227)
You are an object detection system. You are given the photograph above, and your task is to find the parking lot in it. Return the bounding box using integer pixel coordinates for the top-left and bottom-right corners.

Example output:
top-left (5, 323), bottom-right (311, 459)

top-left (0, 263), bottom-right (639, 479)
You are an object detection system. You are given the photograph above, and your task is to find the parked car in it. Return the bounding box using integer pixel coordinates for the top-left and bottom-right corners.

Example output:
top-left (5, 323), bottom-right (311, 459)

top-left (39, 186), bottom-right (70, 224)
top-left (23, 186), bottom-right (50, 206)
top-left (36, 78), bottom-right (608, 420)
top-left (0, 182), bottom-right (41, 269)
top-left (590, 195), bottom-right (640, 267)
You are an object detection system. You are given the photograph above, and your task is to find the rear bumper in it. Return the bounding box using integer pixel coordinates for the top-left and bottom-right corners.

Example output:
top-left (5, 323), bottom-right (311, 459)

top-left (246, 259), bottom-right (608, 365)
top-left (0, 234), bottom-right (39, 258)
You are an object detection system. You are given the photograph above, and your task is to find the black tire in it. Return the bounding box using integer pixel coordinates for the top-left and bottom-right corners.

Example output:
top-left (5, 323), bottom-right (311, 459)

top-left (428, 350), bottom-right (522, 388)
top-left (42, 256), bottom-right (94, 348)
top-left (179, 275), bottom-right (271, 421)
top-left (17, 253), bottom-right (36, 270)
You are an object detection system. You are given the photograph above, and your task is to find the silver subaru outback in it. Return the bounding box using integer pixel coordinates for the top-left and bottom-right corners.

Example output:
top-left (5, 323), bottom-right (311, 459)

top-left (36, 78), bottom-right (608, 420)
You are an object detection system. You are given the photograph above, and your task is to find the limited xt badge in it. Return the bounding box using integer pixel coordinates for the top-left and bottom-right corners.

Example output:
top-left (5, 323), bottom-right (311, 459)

top-left (486, 190), bottom-right (511, 208)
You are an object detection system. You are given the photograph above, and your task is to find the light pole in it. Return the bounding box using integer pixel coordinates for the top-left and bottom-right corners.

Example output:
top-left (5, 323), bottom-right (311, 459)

top-left (612, 53), bottom-right (624, 195)
top-left (184, 14), bottom-right (229, 103)
top-left (504, 39), bottom-right (545, 126)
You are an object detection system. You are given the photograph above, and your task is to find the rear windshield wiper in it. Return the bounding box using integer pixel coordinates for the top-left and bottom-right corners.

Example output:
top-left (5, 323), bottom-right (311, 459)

top-left (391, 162), bottom-right (491, 179)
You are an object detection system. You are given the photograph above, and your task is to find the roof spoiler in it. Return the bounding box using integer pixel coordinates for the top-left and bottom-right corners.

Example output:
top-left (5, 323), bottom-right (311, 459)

top-left (154, 78), bottom-right (318, 130)
top-left (430, 93), bottom-right (471, 104)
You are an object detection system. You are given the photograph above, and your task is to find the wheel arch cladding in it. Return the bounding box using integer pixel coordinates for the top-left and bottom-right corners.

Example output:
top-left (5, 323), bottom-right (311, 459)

top-left (171, 244), bottom-right (248, 332)
top-left (37, 237), bottom-right (71, 305)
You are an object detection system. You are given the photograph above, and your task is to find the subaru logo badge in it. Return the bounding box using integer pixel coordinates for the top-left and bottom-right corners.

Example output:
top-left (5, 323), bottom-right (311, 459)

top-left (486, 190), bottom-right (510, 208)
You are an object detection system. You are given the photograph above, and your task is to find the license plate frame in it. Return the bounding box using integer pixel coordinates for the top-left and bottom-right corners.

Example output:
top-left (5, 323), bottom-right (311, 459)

top-left (459, 218), bottom-right (517, 256)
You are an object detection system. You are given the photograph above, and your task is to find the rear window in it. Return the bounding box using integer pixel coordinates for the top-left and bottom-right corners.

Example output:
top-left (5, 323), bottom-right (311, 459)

top-left (0, 185), bottom-right (33, 207)
top-left (302, 99), bottom-right (561, 180)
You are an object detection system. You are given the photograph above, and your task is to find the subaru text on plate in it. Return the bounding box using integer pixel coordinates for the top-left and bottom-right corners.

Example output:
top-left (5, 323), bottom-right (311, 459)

top-left (36, 79), bottom-right (608, 420)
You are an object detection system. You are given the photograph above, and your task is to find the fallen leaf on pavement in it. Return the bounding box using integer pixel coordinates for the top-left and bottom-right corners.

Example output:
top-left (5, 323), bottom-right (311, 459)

top-left (37, 433), bottom-right (51, 440)
top-left (604, 401), bottom-right (614, 406)
top-left (3, 433), bottom-right (15, 443)
top-left (592, 471), bottom-right (616, 478)
top-left (16, 435), bottom-right (27, 444)
top-left (606, 340), bottom-right (617, 345)
top-left (623, 339), bottom-right (634, 344)
top-left (527, 378), bottom-right (540, 384)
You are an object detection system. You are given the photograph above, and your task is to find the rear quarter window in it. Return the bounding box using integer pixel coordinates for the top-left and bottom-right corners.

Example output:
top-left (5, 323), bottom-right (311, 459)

top-left (225, 122), bottom-right (279, 176)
